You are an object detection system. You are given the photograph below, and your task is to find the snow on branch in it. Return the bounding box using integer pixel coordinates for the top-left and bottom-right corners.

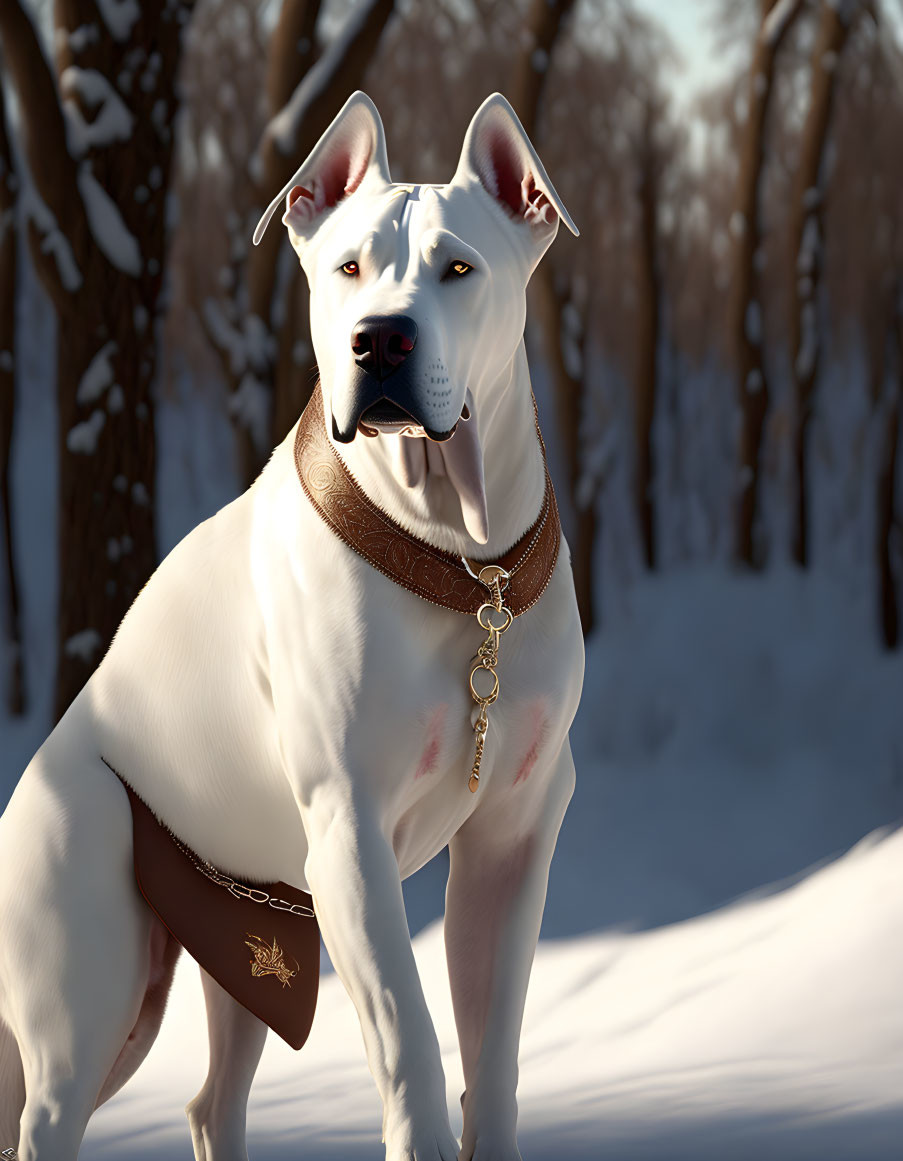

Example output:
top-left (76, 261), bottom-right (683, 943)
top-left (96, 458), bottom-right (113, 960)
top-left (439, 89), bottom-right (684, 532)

top-left (61, 67), bottom-right (135, 152)
top-left (229, 372), bottom-right (272, 453)
top-left (77, 167), bottom-right (142, 275)
top-left (77, 341), bottom-right (118, 404)
top-left (761, 0), bottom-right (802, 47)
top-left (64, 627), bottom-right (103, 662)
top-left (21, 183), bottom-right (83, 292)
top-left (67, 409), bottom-right (106, 453)
top-left (203, 297), bottom-right (247, 376)
top-left (95, 0), bottom-right (140, 43)
top-left (265, 0), bottom-right (395, 159)
top-left (0, 0), bottom-right (91, 291)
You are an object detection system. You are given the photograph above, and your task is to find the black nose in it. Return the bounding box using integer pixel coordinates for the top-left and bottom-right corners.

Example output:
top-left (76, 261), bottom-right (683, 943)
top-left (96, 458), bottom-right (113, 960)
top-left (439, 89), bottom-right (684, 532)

top-left (351, 315), bottom-right (418, 382)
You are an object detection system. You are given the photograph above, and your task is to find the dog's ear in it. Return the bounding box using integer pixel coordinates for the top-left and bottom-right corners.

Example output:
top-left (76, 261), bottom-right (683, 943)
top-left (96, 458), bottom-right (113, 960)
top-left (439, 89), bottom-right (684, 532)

top-left (252, 91), bottom-right (390, 246)
top-left (452, 93), bottom-right (579, 242)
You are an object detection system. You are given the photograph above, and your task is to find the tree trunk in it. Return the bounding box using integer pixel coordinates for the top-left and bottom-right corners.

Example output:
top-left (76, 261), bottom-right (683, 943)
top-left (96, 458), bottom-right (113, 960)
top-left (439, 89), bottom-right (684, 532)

top-left (1, 0), bottom-right (195, 718)
top-left (876, 285), bottom-right (903, 650)
top-left (530, 270), bottom-right (596, 633)
top-left (509, 0), bottom-right (597, 630)
top-left (634, 100), bottom-right (662, 570)
top-left (509, 0), bottom-right (576, 138)
top-left (789, 0), bottom-right (857, 568)
top-left (731, 0), bottom-right (803, 567)
top-left (0, 75), bottom-right (25, 714)
top-left (202, 0), bottom-right (396, 484)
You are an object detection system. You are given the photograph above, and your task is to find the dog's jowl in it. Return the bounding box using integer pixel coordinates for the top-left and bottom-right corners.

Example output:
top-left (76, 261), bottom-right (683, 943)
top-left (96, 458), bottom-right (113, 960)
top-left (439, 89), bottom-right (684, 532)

top-left (0, 91), bottom-right (583, 1161)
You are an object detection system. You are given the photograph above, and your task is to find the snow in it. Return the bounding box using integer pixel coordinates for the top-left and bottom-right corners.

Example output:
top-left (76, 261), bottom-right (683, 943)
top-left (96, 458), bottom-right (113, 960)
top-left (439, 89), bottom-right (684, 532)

top-left (728, 210), bottom-right (745, 238)
top-left (531, 48), bottom-right (549, 73)
top-left (75, 821), bottom-right (903, 1161)
top-left (63, 627), bottom-right (102, 663)
top-left (68, 23), bottom-right (101, 53)
top-left (95, 0), bottom-right (141, 43)
top-left (266, 0), bottom-right (395, 158)
top-left (797, 215), bottom-right (819, 275)
top-left (745, 300), bottom-right (762, 345)
top-left (796, 301), bottom-right (818, 379)
top-left (203, 297), bottom-right (245, 375)
top-left (66, 408), bottom-right (106, 453)
top-left (21, 185), bottom-right (83, 292)
top-left (229, 370), bottom-right (272, 452)
top-left (76, 341), bottom-right (117, 405)
top-left (61, 67), bottom-right (135, 152)
top-left (762, 0), bottom-right (800, 47)
top-left (77, 167), bottom-right (143, 275)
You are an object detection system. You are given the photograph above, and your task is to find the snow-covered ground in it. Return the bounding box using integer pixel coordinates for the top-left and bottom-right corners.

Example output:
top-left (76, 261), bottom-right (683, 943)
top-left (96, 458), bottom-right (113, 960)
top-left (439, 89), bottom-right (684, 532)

top-left (80, 822), bottom-right (903, 1160)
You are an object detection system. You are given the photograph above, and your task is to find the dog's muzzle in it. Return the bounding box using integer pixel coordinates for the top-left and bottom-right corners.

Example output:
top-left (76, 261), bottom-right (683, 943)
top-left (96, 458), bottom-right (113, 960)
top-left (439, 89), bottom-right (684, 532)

top-left (331, 314), bottom-right (457, 444)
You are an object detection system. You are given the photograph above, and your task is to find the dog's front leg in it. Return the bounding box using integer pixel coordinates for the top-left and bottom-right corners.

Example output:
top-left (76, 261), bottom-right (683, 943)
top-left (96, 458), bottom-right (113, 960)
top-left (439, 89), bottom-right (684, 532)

top-left (303, 787), bottom-right (459, 1161)
top-left (444, 744), bottom-right (576, 1161)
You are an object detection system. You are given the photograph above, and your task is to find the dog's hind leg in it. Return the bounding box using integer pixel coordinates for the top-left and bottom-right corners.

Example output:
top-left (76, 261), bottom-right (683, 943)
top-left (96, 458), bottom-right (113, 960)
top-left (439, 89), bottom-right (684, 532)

top-left (0, 1016), bottom-right (25, 1152)
top-left (0, 748), bottom-right (160, 1160)
top-left (185, 969), bottom-right (267, 1161)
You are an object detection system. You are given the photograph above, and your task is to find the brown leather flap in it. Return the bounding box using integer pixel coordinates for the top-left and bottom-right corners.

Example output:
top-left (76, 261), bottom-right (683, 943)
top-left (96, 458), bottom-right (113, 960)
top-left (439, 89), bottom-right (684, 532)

top-left (115, 770), bottom-right (319, 1051)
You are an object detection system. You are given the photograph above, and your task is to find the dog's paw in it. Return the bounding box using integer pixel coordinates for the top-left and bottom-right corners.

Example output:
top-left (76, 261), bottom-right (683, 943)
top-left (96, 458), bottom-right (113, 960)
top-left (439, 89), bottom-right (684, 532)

top-left (384, 1131), bottom-right (460, 1161)
top-left (383, 1119), bottom-right (460, 1161)
top-left (458, 1133), bottom-right (522, 1161)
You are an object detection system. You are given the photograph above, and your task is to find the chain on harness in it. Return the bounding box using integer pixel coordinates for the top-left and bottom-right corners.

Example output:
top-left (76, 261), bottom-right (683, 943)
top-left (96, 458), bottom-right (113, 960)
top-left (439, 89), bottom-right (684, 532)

top-left (463, 563), bottom-right (515, 792)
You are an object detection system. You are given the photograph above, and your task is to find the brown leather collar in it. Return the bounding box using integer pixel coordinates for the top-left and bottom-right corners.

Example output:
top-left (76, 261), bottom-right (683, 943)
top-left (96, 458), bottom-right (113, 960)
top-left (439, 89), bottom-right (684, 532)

top-left (293, 387), bottom-right (561, 617)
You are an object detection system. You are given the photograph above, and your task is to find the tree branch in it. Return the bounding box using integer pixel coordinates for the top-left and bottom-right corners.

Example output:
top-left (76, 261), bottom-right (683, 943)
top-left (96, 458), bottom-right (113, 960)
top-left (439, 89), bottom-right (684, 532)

top-left (0, 0), bottom-right (92, 299)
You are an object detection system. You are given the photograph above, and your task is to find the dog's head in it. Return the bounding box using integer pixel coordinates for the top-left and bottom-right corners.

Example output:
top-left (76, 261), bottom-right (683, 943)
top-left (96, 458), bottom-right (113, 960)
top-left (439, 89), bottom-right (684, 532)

top-left (253, 92), bottom-right (577, 542)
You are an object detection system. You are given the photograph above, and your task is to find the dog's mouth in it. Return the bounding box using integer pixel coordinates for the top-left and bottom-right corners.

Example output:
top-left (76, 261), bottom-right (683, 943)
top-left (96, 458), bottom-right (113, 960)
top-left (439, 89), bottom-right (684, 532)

top-left (357, 399), bottom-right (467, 442)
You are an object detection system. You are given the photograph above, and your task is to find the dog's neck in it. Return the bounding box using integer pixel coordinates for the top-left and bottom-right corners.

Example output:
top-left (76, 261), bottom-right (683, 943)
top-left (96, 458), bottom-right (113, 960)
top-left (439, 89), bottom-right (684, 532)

top-left (325, 342), bottom-right (546, 560)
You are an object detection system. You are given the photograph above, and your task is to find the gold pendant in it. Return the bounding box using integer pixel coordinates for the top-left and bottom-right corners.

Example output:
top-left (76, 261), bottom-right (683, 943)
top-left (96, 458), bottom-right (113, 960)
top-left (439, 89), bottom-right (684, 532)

top-left (463, 564), bottom-right (514, 792)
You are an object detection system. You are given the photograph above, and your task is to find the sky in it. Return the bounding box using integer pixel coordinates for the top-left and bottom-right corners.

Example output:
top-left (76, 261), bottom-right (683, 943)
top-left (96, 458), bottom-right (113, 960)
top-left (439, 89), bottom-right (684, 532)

top-left (632, 0), bottom-right (740, 109)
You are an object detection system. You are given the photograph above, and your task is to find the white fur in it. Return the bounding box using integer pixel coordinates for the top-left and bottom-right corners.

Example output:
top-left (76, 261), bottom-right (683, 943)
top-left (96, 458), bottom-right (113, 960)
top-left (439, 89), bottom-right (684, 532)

top-left (0, 92), bottom-right (583, 1161)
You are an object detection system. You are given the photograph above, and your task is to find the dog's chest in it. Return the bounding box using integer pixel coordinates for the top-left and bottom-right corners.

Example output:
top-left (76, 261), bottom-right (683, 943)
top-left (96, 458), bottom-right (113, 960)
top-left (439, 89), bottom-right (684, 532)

top-left (300, 562), bottom-right (581, 871)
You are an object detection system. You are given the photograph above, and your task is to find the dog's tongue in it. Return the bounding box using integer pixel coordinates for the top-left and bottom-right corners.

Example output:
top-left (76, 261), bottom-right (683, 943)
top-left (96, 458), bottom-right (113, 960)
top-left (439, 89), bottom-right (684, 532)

top-left (391, 395), bottom-right (487, 543)
top-left (437, 403), bottom-right (488, 544)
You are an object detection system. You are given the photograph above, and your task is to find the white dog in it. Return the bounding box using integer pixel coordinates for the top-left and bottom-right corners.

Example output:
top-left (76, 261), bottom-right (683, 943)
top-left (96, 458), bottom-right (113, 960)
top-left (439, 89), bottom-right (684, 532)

top-left (0, 91), bottom-right (583, 1161)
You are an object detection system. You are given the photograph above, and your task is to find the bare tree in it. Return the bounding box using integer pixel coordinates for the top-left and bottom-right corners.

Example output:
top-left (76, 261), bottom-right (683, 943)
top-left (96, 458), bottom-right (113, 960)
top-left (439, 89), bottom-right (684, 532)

top-left (789, 0), bottom-right (861, 567)
top-left (197, 0), bottom-right (396, 483)
top-left (633, 92), bottom-right (666, 571)
top-left (0, 0), bottom-right (195, 719)
top-left (730, 0), bottom-right (803, 567)
top-left (510, 0), bottom-right (605, 630)
top-left (0, 72), bottom-right (24, 714)
top-left (871, 284), bottom-right (902, 647)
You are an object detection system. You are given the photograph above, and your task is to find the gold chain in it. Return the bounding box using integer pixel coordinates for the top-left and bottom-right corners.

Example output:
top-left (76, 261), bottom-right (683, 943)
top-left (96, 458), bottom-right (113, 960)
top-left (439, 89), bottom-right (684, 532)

top-left (466, 565), bottom-right (514, 792)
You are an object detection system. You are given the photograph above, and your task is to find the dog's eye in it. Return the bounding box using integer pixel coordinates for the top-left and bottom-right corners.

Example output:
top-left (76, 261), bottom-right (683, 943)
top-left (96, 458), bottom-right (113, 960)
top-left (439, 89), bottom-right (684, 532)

top-left (340, 261), bottom-right (359, 277)
top-left (448, 261), bottom-right (472, 278)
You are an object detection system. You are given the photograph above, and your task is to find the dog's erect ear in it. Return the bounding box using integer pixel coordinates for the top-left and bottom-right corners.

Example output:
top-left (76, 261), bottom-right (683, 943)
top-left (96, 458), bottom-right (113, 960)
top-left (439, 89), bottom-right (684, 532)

top-left (452, 93), bottom-right (579, 240)
top-left (252, 91), bottom-right (390, 246)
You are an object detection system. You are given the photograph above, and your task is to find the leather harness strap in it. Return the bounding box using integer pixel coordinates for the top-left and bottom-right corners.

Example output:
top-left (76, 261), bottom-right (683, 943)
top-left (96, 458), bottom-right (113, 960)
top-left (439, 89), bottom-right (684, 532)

top-left (293, 386), bottom-right (562, 617)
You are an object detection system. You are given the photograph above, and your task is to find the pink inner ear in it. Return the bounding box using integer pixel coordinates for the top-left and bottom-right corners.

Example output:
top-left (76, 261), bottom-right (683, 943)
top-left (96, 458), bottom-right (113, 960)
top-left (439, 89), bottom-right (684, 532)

top-left (319, 142), bottom-right (371, 209)
top-left (288, 185), bottom-right (314, 208)
top-left (487, 128), bottom-right (528, 217)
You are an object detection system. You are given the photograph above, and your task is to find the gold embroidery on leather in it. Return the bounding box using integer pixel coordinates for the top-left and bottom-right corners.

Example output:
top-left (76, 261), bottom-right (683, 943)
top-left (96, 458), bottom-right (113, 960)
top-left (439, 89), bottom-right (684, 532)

top-left (245, 933), bottom-right (299, 988)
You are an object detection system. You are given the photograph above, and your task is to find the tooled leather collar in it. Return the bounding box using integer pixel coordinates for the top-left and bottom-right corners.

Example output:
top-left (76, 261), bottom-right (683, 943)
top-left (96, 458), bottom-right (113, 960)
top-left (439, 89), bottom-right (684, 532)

top-left (293, 386), bottom-right (561, 617)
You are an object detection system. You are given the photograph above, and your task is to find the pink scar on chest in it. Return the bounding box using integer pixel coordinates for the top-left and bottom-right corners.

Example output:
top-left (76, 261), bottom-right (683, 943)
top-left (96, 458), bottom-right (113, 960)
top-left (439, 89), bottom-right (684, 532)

top-left (514, 703), bottom-right (549, 785)
top-left (414, 705), bottom-right (448, 779)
